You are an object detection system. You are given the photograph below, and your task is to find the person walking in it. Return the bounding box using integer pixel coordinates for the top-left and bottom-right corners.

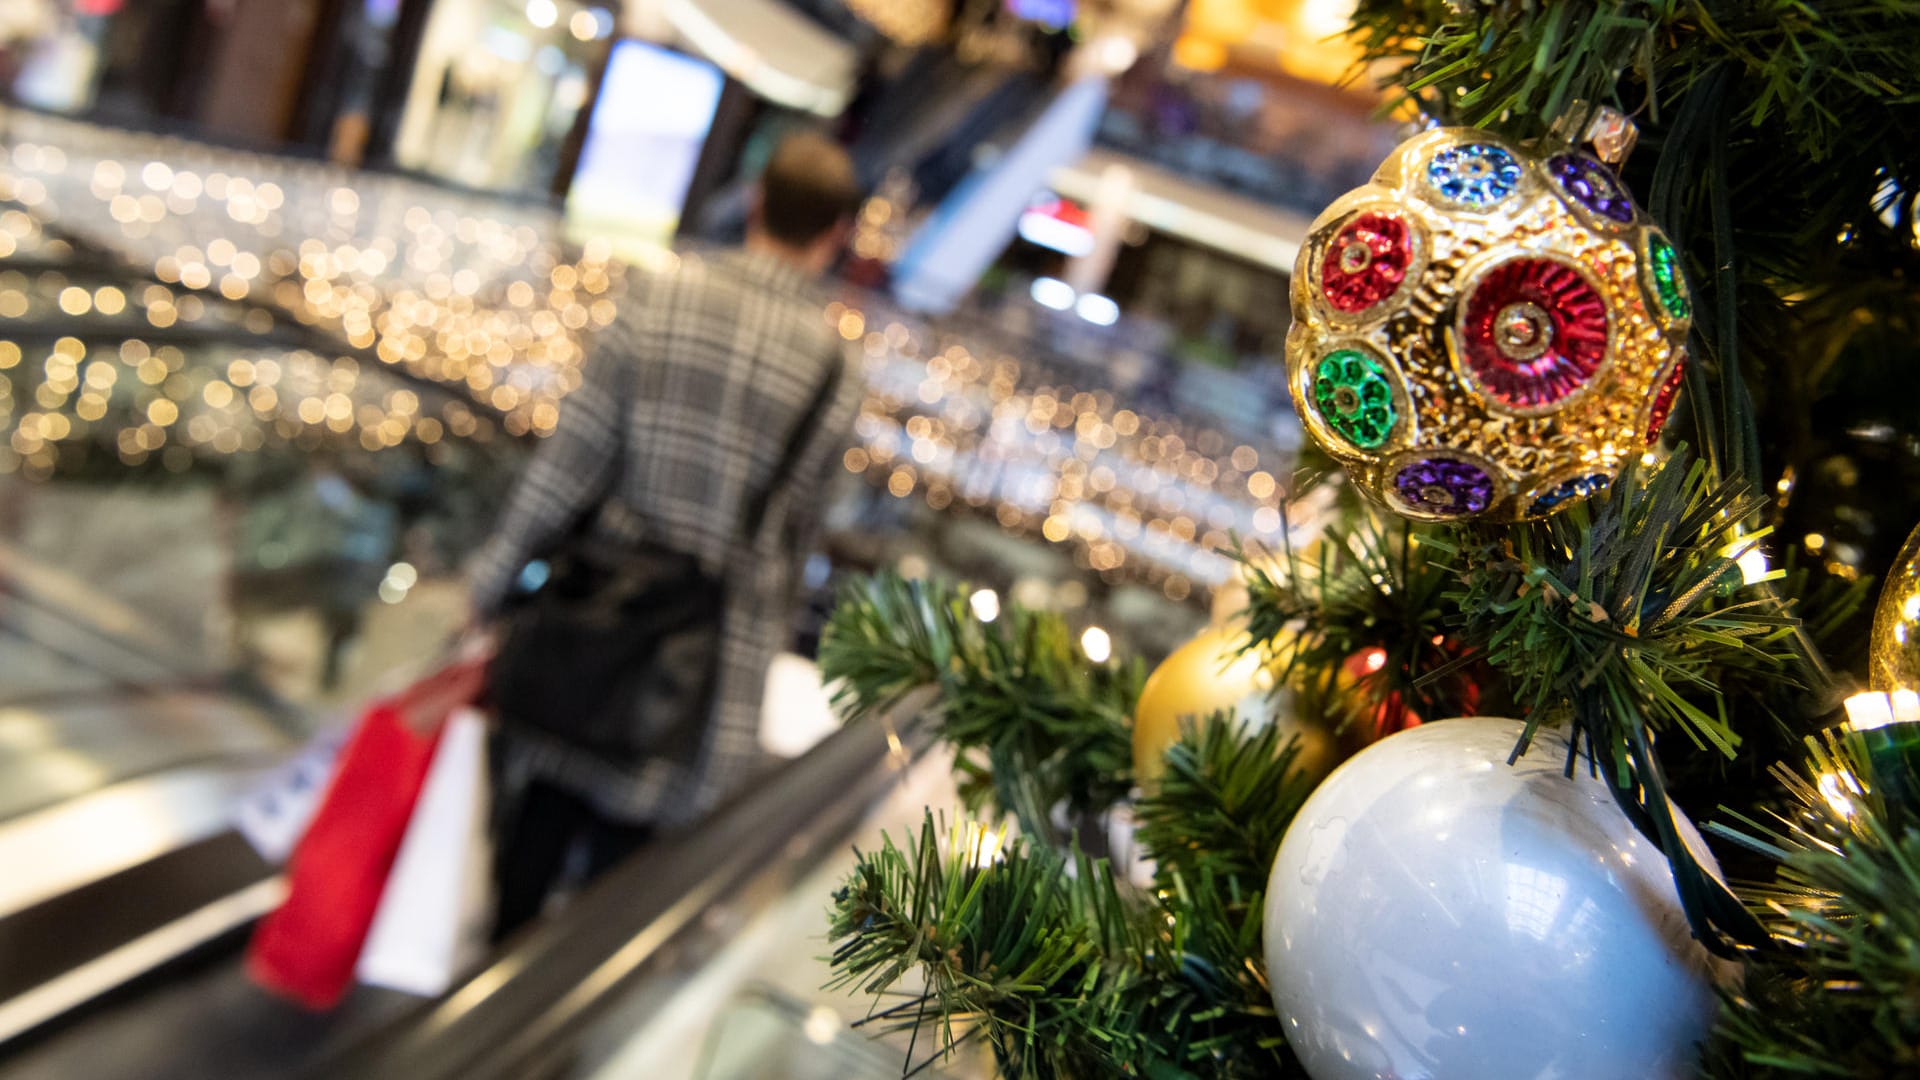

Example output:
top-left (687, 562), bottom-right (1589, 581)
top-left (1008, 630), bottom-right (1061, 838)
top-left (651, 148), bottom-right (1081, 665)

top-left (467, 132), bottom-right (864, 939)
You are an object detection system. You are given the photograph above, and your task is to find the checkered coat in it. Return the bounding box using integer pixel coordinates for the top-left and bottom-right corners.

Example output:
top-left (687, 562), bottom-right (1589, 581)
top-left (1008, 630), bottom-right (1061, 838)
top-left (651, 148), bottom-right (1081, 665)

top-left (469, 249), bottom-right (860, 828)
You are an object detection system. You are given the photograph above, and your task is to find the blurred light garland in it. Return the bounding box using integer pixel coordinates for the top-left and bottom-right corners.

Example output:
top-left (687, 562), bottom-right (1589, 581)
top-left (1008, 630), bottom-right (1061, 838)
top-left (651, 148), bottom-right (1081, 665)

top-left (0, 109), bottom-right (1294, 593)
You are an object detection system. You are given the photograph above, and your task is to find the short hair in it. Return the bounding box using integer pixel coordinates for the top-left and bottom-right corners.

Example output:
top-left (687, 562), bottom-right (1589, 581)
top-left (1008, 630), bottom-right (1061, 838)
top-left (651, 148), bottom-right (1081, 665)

top-left (758, 132), bottom-right (861, 246)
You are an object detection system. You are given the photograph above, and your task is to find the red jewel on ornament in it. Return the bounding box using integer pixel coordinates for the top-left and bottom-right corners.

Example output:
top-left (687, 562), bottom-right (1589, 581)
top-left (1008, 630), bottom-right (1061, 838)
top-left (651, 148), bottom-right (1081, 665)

top-left (1321, 212), bottom-right (1412, 313)
top-left (1460, 258), bottom-right (1609, 411)
top-left (1646, 351), bottom-right (1687, 445)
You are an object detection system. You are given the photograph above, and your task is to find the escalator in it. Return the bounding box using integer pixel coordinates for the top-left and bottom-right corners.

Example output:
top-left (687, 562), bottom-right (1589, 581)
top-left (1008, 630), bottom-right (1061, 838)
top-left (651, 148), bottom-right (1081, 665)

top-left (0, 115), bottom-right (944, 1073)
top-left (315, 696), bottom-right (942, 1080)
top-left (0, 664), bottom-right (944, 1080)
top-left (0, 540), bottom-right (294, 1051)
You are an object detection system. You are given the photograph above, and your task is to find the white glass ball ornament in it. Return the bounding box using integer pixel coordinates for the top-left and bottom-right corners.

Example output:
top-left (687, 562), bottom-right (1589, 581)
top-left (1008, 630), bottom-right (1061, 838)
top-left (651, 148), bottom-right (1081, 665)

top-left (1262, 717), bottom-right (1739, 1080)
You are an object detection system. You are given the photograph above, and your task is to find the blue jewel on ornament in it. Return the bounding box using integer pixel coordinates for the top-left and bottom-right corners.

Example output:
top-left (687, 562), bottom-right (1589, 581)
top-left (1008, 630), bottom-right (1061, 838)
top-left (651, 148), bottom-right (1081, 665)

top-left (1426, 144), bottom-right (1522, 209)
top-left (1531, 473), bottom-right (1611, 515)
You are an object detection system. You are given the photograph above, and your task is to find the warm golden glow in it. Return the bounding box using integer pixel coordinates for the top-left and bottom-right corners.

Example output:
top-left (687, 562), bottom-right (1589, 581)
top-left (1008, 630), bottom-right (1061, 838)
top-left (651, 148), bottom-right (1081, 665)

top-left (1174, 0), bottom-right (1369, 85)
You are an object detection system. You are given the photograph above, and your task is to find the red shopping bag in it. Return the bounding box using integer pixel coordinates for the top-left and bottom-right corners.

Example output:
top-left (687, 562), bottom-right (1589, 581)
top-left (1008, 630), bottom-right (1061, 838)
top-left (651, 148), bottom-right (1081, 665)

top-left (246, 657), bottom-right (488, 1009)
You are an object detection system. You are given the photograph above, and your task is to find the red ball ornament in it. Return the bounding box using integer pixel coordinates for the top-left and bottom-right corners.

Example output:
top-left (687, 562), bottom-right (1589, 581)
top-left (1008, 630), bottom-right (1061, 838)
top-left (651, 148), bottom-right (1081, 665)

top-left (1336, 642), bottom-right (1483, 741)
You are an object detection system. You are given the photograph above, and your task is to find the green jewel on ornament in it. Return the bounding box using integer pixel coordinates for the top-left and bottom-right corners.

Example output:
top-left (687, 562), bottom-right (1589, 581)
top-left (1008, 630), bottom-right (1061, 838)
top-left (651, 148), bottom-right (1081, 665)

top-left (1647, 232), bottom-right (1690, 320)
top-left (1313, 349), bottom-right (1398, 450)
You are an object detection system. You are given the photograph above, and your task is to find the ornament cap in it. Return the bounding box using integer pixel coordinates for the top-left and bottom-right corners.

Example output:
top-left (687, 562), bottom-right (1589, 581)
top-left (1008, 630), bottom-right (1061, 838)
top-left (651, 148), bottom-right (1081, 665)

top-left (1550, 102), bottom-right (1639, 166)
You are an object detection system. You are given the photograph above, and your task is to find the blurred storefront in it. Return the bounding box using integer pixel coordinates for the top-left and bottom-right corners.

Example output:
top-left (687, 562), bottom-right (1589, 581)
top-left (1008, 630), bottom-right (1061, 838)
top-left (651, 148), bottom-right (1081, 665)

top-left (9, 0), bottom-right (346, 139)
top-left (853, 0), bottom-right (1394, 431)
top-left (1, 0), bottom-right (861, 204)
top-left (386, 0), bottom-right (611, 192)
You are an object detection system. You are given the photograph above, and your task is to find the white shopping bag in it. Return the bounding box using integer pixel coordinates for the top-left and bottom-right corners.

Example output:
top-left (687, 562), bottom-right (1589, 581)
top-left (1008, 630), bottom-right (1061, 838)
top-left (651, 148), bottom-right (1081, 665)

top-left (356, 706), bottom-right (493, 997)
top-left (235, 726), bottom-right (349, 864)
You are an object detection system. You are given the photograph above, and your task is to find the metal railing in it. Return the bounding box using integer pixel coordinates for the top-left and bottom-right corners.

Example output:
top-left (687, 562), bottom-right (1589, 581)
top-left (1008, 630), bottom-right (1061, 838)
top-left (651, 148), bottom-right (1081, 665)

top-left (312, 692), bottom-right (935, 1080)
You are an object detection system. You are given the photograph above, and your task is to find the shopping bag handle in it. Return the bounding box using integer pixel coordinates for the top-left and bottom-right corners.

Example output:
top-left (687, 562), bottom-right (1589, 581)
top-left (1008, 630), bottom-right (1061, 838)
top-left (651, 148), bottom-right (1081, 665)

top-left (390, 643), bottom-right (492, 735)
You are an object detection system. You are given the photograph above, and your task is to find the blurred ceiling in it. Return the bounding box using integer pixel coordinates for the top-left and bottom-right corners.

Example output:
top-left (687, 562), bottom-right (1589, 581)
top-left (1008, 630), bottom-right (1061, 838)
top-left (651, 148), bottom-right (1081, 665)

top-left (627, 0), bottom-right (859, 114)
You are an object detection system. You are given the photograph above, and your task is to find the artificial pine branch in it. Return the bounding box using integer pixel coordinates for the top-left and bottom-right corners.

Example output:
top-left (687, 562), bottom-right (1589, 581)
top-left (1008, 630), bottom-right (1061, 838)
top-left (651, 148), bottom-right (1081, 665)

top-left (1131, 718), bottom-right (1323, 1072)
top-left (1703, 731), bottom-right (1920, 1077)
top-left (1441, 448), bottom-right (1821, 952)
top-left (1445, 448), bottom-right (1807, 769)
top-left (1236, 503), bottom-right (1488, 737)
top-left (819, 573), bottom-right (1141, 843)
top-left (826, 812), bottom-right (1159, 1078)
top-left (827, 799), bottom-right (1302, 1078)
top-left (1132, 715), bottom-right (1316, 893)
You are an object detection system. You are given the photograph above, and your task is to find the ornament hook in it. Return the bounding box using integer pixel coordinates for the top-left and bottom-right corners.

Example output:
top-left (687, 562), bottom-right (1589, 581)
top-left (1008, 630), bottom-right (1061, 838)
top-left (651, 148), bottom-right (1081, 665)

top-left (1550, 102), bottom-right (1638, 166)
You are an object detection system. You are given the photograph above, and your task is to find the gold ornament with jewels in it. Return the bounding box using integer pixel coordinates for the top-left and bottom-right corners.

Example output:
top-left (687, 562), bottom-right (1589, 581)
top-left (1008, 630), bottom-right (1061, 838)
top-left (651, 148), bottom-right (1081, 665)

top-left (1284, 119), bottom-right (1693, 521)
top-left (1132, 624), bottom-right (1335, 788)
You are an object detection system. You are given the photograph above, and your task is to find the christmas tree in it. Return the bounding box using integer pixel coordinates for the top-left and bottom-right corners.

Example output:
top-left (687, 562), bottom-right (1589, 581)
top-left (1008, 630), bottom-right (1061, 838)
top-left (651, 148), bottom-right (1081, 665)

top-left (817, 3), bottom-right (1920, 1076)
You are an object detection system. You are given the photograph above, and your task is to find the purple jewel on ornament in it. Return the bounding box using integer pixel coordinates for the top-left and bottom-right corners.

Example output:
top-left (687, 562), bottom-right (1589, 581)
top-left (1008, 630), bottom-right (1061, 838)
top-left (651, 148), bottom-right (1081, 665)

top-left (1393, 457), bottom-right (1495, 517)
top-left (1549, 154), bottom-right (1635, 225)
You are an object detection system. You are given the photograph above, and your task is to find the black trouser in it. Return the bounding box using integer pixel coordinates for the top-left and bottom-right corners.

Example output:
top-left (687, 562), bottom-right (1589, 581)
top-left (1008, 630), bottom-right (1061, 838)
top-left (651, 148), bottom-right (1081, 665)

top-left (491, 780), bottom-right (651, 943)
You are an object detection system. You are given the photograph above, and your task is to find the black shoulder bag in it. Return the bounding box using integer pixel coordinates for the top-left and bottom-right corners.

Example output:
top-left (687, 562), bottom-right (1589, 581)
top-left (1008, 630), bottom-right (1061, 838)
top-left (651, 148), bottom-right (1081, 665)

top-left (488, 352), bottom-right (844, 771)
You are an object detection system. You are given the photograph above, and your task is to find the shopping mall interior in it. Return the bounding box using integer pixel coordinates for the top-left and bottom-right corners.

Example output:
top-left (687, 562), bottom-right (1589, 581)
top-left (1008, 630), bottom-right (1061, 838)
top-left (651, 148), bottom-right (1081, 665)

top-left (2, 0), bottom-right (1916, 1077)
top-left (0, 1), bottom-right (1385, 1074)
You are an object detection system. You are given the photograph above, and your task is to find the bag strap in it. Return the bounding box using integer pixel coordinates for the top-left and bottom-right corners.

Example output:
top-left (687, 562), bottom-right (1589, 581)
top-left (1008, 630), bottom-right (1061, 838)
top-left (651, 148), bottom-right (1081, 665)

top-left (739, 346), bottom-right (846, 541)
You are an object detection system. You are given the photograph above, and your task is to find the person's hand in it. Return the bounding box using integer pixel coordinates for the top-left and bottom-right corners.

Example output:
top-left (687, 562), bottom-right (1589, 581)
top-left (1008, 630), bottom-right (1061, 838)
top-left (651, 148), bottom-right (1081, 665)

top-left (453, 601), bottom-right (498, 659)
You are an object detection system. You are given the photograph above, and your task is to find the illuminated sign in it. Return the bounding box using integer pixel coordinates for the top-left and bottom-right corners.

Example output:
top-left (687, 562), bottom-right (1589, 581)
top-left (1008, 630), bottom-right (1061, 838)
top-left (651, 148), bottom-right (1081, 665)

top-left (1016, 195), bottom-right (1094, 256)
top-left (564, 39), bottom-right (725, 259)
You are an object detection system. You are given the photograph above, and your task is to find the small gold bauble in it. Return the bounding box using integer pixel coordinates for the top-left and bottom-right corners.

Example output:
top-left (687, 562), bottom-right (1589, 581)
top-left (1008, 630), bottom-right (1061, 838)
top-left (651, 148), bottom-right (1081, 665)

top-left (1871, 520), bottom-right (1920, 692)
top-left (1132, 624), bottom-right (1334, 787)
top-left (1284, 127), bottom-right (1692, 521)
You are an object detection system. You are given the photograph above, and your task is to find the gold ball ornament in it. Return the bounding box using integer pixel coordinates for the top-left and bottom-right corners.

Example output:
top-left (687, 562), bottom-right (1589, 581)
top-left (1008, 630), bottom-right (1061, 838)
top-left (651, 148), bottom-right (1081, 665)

top-left (1871, 519), bottom-right (1920, 693)
top-left (1132, 624), bottom-right (1335, 787)
top-left (1285, 126), bottom-right (1693, 521)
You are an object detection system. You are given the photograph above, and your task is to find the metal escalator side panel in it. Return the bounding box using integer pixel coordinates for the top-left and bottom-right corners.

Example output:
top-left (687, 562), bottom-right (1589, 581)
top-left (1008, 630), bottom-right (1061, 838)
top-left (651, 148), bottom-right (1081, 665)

top-left (0, 831), bottom-right (279, 1045)
top-left (0, 539), bottom-right (216, 687)
top-left (0, 691), bottom-right (289, 825)
top-left (0, 763), bottom-right (273, 919)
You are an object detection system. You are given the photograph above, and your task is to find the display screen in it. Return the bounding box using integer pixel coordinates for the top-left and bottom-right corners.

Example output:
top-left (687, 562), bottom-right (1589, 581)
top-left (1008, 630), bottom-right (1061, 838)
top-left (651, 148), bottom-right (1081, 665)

top-left (565, 39), bottom-right (725, 258)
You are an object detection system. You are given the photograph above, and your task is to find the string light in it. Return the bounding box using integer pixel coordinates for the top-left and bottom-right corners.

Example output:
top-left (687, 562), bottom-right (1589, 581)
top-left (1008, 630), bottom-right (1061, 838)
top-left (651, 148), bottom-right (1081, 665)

top-left (969, 588), bottom-right (1001, 623)
top-left (1079, 626), bottom-right (1112, 663)
top-left (0, 112), bottom-right (1293, 595)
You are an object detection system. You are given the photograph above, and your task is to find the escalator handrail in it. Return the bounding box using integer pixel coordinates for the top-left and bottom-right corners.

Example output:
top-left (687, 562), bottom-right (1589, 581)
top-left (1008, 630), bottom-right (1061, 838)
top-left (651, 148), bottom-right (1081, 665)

top-left (310, 691), bottom-right (936, 1080)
